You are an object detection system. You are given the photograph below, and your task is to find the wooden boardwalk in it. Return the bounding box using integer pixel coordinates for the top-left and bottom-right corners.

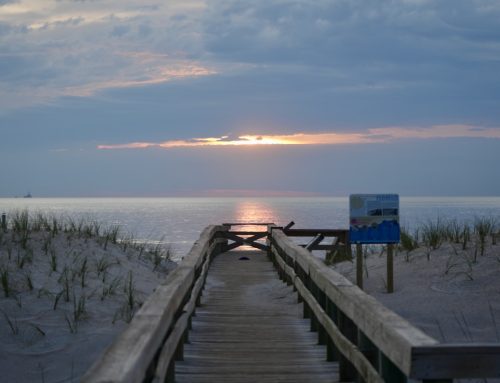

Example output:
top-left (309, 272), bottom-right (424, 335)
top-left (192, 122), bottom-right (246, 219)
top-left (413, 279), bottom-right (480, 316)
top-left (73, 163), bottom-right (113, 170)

top-left (83, 225), bottom-right (500, 383)
top-left (176, 250), bottom-right (338, 383)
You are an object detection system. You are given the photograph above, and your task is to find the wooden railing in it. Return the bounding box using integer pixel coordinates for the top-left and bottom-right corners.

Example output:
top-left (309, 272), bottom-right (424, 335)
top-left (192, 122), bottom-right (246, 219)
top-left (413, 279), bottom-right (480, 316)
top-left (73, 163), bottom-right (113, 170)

top-left (83, 224), bottom-right (500, 383)
top-left (269, 226), bottom-right (500, 382)
top-left (82, 225), bottom-right (227, 383)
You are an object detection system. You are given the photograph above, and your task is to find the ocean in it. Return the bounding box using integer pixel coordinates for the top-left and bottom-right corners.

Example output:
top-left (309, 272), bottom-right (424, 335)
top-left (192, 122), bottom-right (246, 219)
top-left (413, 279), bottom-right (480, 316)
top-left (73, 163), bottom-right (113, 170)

top-left (0, 197), bottom-right (499, 257)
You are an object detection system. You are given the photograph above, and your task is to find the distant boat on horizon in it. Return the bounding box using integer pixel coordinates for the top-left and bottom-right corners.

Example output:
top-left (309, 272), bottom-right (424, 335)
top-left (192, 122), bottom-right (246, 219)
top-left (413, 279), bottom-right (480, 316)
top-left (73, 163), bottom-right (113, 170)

top-left (24, 192), bottom-right (32, 198)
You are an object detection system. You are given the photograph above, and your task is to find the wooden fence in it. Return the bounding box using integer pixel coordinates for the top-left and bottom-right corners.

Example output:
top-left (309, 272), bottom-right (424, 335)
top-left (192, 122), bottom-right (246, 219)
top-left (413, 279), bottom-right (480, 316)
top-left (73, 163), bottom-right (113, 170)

top-left (83, 224), bottom-right (500, 382)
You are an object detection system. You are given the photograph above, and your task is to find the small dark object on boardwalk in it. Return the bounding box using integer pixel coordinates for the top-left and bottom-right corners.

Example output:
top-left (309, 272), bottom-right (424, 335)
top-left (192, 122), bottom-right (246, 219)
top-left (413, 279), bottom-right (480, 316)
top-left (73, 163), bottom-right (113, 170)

top-left (238, 256), bottom-right (250, 261)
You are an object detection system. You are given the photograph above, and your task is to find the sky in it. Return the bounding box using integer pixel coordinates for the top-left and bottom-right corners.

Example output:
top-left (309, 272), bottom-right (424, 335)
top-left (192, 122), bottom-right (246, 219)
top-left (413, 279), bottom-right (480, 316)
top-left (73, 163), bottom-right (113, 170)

top-left (1, 0), bottom-right (500, 197)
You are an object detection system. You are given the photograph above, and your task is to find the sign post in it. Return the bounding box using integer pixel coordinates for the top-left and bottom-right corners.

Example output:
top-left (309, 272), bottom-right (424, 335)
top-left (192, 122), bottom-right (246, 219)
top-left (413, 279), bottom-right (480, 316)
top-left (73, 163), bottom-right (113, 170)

top-left (356, 243), bottom-right (363, 289)
top-left (349, 194), bottom-right (400, 293)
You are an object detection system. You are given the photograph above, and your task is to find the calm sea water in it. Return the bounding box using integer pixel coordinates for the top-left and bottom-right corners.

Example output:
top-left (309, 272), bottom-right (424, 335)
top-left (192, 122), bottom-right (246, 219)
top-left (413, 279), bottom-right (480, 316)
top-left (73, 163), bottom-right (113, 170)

top-left (0, 197), bottom-right (499, 257)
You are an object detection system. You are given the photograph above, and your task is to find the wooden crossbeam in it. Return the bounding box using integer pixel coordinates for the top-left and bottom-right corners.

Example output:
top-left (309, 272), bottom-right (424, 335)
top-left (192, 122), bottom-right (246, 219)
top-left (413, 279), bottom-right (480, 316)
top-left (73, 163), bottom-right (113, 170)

top-left (284, 221), bottom-right (295, 230)
top-left (305, 234), bottom-right (325, 250)
top-left (284, 228), bottom-right (348, 237)
top-left (229, 230), bottom-right (268, 235)
top-left (222, 232), bottom-right (268, 251)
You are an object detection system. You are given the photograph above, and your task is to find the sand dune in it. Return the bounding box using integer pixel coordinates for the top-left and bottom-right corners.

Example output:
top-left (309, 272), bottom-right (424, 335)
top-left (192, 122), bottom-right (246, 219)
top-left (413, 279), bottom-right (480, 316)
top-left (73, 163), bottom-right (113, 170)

top-left (0, 223), bottom-right (174, 383)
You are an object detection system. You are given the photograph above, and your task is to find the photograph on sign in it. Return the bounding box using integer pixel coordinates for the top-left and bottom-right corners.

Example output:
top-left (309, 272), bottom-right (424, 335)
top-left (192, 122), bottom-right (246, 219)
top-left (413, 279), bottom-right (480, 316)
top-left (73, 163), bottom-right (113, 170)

top-left (349, 194), bottom-right (400, 244)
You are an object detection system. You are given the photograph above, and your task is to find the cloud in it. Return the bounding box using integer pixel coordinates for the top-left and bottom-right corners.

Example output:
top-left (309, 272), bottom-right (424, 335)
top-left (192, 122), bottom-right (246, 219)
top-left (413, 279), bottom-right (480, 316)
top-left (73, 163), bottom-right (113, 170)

top-left (0, 0), bottom-right (210, 109)
top-left (1, 0), bottom-right (500, 141)
top-left (96, 125), bottom-right (500, 150)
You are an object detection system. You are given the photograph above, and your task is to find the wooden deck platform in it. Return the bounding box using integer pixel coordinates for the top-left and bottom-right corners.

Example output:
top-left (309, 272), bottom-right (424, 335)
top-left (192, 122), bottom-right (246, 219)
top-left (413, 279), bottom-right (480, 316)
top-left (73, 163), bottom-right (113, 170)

top-left (176, 250), bottom-right (338, 383)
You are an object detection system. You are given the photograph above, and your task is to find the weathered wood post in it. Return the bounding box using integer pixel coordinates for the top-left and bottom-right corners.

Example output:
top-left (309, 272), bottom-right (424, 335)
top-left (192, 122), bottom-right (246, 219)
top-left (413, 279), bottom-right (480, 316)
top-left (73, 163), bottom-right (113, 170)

top-left (356, 243), bottom-right (363, 289)
top-left (387, 244), bottom-right (394, 293)
top-left (380, 353), bottom-right (406, 382)
top-left (1, 213), bottom-right (6, 231)
top-left (309, 280), bottom-right (319, 333)
top-left (325, 299), bottom-right (340, 362)
top-left (358, 330), bottom-right (379, 375)
top-left (317, 289), bottom-right (327, 346)
top-left (338, 311), bottom-right (358, 381)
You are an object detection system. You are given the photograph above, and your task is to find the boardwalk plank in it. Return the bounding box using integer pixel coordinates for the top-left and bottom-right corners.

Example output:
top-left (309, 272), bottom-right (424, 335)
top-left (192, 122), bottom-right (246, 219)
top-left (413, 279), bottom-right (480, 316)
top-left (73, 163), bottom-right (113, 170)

top-left (175, 250), bottom-right (339, 383)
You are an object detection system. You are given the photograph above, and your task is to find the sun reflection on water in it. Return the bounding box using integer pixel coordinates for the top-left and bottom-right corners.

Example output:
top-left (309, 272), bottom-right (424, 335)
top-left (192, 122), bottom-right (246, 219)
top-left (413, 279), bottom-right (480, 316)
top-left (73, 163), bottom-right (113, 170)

top-left (229, 200), bottom-right (279, 250)
top-left (232, 200), bottom-right (278, 230)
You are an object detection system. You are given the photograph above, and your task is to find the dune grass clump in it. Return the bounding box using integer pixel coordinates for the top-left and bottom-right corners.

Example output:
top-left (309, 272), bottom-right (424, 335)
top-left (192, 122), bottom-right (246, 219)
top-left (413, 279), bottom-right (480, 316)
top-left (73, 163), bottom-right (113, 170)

top-left (58, 267), bottom-right (72, 302)
top-left (95, 257), bottom-right (111, 279)
top-left (100, 225), bottom-right (120, 250)
top-left (42, 236), bottom-right (52, 256)
top-left (78, 257), bottom-right (89, 288)
top-left (66, 217), bottom-right (83, 235)
top-left (101, 276), bottom-right (122, 300)
top-left (64, 293), bottom-right (88, 334)
top-left (31, 212), bottom-right (50, 232)
top-left (1, 266), bottom-right (10, 297)
top-left (12, 210), bottom-right (29, 233)
top-left (112, 271), bottom-right (138, 324)
top-left (399, 227), bottom-right (419, 261)
top-left (444, 219), bottom-right (473, 246)
top-left (148, 242), bottom-right (173, 271)
top-left (444, 245), bottom-right (474, 280)
top-left (421, 218), bottom-right (447, 259)
top-left (50, 249), bottom-right (58, 272)
top-left (461, 225), bottom-right (471, 250)
top-left (16, 250), bottom-right (27, 269)
top-left (125, 271), bottom-right (135, 311)
top-left (474, 217), bottom-right (496, 257)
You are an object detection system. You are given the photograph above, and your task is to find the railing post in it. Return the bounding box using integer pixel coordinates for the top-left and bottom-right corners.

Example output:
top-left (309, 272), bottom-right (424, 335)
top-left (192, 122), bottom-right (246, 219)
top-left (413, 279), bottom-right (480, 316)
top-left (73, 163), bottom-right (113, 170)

top-left (309, 280), bottom-right (318, 333)
top-left (218, 225), bottom-right (229, 254)
top-left (317, 289), bottom-right (327, 345)
top-left (338, 311), bottom-right (358, 381)
top-left (303, 272), bottom-right (312, 319)
top-left (358, 330), bottom-right (379, 382)
top-left (380, 353), bottom-right (406, 383)
top-left (303, 300), bottom-right (311, 319)
top-left (1, 213), bottom-right (6, 231)
top-left (326, 299), bottom-right (340, 362)
top-left (175, 339), bottom-right (184, 362)
top-left (196, 292), bottom-right (202, 306)
top-left (165, 360), bottom-right (175, 383)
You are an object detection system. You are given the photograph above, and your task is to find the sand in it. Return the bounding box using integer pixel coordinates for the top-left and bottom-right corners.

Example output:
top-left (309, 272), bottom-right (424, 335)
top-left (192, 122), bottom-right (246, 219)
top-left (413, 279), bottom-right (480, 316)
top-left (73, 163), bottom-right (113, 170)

top-left (0, 228), bottom-right (174, 383)
top-left (331, 239), bottom-right (500, 344)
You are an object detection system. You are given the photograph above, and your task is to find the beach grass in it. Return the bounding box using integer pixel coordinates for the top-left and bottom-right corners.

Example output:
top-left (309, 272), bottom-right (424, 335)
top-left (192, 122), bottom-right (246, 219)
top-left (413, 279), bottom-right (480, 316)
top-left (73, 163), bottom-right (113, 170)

top-left (474, 217), bottom-right (496, 256)
top-left (0, 266), bottom-right (10, 297)
top-left (0, 209), bottom-right (175, 381)
top-left (0, 209), bottom-right (174, 323)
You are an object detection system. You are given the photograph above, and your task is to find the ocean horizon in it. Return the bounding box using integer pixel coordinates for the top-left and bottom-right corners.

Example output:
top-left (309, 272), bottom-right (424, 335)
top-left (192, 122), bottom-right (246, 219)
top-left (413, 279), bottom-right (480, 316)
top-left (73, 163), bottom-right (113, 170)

top-left (1, 196), bottom-right (499, 257)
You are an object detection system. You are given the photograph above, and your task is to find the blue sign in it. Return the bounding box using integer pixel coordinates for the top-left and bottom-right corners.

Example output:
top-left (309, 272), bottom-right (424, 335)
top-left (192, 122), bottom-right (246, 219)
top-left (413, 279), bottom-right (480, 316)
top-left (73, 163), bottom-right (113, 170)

top-left (350, 194), bottom-right (400, 244)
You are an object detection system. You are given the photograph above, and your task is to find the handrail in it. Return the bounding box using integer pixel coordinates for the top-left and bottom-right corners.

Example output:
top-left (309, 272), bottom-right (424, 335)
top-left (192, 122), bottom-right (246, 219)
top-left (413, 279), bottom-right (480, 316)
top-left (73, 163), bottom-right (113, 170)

top-left (82, 225), bottom-right (227, 383)
top-left (269, 226), bottom-right (500, 381)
